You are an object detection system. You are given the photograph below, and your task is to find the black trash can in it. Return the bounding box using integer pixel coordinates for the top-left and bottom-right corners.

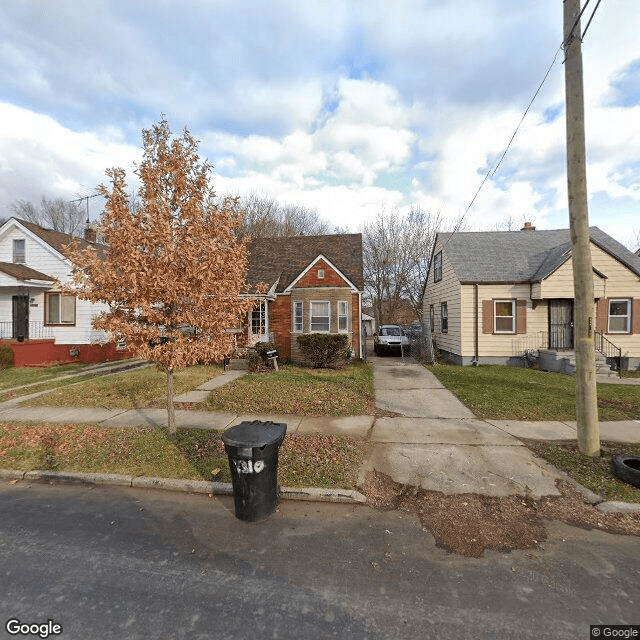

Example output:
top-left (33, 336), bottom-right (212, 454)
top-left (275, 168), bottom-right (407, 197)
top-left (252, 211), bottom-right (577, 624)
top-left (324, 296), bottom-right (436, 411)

top-left (222, 420), bottom-right (287, 522)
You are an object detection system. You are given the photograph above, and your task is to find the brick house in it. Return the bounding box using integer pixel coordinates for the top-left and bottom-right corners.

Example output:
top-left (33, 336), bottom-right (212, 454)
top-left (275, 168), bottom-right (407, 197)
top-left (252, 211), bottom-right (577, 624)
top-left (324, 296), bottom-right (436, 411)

top-left (245, 234), bottom-right (365, 362)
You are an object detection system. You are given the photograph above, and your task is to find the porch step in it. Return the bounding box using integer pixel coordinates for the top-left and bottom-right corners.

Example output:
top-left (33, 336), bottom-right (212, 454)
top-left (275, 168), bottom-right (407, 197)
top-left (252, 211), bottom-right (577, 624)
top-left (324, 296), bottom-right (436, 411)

top-left (538, 349), bottom-right (615, 376)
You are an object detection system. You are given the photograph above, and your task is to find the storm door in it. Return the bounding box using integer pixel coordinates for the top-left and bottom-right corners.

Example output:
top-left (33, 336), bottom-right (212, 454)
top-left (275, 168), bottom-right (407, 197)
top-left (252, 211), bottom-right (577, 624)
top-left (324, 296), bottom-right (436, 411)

top-left (549, 299), bottom-right (573, 350)
top-left (12, 295), bottom-right (29, 339)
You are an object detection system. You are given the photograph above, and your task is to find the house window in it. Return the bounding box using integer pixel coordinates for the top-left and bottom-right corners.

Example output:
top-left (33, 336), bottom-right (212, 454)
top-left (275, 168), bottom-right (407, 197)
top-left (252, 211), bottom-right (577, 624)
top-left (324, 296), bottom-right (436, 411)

top-left (251, 301), bottom-right (266, 334)
top-left (13, 239), bottom-right (26, 264)
top-left (434, 251), bottom-right (442, 283)
top-left (318, 269), bottom-right (325, 279)
top-left (440, 302), bottom-right (448, 333)
top-left (608, 299), bottom-right (631, 333)
top-left (494, 300), bottom-right (516, 333)
top-left (338, 301), bottom-right (348, 332)
top-left (429, 305), bottom-right (435, 332)
top-left (293, 301), bottom-right (303, 333)
top-left (45, 293), bottom-right (76, 325)
top-left (310, 301), bottom-right (330, 332)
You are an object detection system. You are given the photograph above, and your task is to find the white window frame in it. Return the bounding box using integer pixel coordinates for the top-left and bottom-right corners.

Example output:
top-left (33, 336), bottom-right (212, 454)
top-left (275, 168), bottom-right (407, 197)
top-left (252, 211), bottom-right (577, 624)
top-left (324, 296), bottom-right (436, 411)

top-left (494, 299), bottom-right (516, 334)
top-left (293, 300), bottom-right (303, 333)
top-left (45, 292), bottom-right (76, 326)
top-left (251, 300), bottom-right (267, 335)
top-left (608, 299), bottom-right (631, 334)
top-left (13, 239), bottom-right (26, 264)
top-left (338, 301), bottom-right (349, 332)
top-left (310, 301), bottom-right (330, 333)
top-left (317, 269), bottom-right (325, 279)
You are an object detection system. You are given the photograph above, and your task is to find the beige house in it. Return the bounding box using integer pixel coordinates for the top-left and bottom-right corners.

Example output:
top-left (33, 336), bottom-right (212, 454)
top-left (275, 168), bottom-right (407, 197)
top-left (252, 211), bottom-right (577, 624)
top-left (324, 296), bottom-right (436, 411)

top-left (422, 225), bottom-right (640, 371)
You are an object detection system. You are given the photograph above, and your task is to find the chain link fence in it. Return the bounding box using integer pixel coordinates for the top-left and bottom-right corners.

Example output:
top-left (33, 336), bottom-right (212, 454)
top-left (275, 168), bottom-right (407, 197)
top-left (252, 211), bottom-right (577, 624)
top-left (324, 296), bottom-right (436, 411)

top-left (404, 320), bottom-right (435, 364)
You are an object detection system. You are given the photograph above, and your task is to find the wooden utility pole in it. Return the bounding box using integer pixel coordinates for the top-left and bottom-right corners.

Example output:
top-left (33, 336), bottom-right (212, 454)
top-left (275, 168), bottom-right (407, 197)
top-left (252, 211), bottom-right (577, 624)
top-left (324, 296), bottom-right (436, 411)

top-left (563, 0), bottom-right (600, 456)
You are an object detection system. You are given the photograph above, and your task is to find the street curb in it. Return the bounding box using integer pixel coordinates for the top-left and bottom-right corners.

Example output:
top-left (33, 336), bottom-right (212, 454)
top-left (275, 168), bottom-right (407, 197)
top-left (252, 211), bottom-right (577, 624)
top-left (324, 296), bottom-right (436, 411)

top-left (0, 469), bottom-right (366, 504)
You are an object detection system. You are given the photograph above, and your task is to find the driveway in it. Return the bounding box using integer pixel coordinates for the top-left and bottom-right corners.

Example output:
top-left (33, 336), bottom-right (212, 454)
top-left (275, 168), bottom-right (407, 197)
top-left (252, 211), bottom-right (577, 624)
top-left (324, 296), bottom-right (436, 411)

top-left (362, 353), bottom-right (566, 498)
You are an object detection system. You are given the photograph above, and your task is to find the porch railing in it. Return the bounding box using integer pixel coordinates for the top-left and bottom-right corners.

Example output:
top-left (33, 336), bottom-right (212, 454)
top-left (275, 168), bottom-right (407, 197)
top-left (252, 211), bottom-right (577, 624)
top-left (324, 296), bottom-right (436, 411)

top-left (594, 330), bottom-right (622, 377)
top-left (0, 321), bottom-right (54, 341)
top-left (512, 331), bottom-right (548, 357)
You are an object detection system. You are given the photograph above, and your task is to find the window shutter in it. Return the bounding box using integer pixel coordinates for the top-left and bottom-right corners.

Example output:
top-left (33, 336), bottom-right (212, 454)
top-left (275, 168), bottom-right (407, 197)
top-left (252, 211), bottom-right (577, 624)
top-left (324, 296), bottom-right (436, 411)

top-left (482, 300), bottom-right (493, 334)
top-left (516, 300), bottom-right (527, 334)
top-left (633, 299), bottom-right (640, 335)
top-left (596, 298), bottom-right (608, 332)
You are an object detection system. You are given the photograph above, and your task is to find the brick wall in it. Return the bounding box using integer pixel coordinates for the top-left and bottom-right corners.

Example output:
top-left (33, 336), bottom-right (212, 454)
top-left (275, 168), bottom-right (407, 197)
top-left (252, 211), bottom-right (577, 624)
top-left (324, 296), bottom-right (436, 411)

top-left (296, 259), bottom-right (349, 288)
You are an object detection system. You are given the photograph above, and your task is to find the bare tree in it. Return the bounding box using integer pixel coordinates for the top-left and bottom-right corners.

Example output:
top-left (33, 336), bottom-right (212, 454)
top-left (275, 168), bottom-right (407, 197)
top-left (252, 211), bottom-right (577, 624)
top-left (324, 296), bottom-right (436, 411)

top-left (363, 207), bottom-right (444, 324)
top-left (11, 196), bottom-right (86, 236)
top-left (627, 228), bottom-right (640, 253)
top-left (227, 192), bottom-right (331, 238)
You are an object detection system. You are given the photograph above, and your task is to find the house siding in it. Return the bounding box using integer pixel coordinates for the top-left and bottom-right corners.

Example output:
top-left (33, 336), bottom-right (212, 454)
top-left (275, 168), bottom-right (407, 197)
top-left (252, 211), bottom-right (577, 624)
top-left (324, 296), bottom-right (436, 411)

top-left (0, 221), bottom-right (110, 344)
top-left (422, 239), bottom-right (462, 361)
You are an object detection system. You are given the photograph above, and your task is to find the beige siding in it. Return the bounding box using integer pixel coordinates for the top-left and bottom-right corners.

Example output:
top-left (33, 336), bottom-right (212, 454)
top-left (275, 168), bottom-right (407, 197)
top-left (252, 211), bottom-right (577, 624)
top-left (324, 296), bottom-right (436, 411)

top-left (463, 284), bottom-right (548, 359)
top-left (422, 238), bottom-right (462, 356)
top-left (540, 256), bottom-right (605, 298)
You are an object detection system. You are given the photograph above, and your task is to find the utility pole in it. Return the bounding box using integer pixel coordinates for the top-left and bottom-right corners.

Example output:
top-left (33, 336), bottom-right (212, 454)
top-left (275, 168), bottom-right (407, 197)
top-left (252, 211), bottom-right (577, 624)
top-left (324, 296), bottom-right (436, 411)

top-left (563, 0), bottom-right (599, 456)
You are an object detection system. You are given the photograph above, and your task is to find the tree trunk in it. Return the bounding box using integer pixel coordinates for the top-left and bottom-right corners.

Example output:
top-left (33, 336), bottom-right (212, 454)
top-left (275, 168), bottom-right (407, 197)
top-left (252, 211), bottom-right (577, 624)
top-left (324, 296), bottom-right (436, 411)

top-left (167, 368), bottom-right (176, 436)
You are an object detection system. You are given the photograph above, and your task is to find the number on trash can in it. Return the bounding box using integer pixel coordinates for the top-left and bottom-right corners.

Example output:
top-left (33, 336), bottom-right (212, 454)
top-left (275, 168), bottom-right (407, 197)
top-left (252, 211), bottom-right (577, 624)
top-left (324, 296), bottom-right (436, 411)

top-left (233, 459), bottom-right (266, 474)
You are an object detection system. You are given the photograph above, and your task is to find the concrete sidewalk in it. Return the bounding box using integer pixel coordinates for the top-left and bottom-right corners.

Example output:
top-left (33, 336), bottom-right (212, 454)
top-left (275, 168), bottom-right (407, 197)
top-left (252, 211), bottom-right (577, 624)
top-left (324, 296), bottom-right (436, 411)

top-left (2, 355), bottom-right (640, 503)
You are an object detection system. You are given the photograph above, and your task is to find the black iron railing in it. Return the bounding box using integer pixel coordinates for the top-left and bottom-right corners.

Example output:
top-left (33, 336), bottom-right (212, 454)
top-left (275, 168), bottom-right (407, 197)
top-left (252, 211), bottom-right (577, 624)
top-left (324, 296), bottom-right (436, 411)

top-left (594, 330), bottom-right (622, 377)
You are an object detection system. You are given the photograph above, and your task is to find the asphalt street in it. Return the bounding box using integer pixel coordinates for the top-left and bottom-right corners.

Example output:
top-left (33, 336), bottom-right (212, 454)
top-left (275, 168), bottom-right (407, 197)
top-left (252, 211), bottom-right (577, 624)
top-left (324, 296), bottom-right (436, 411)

top-left (1, 482), bottom-right (639, 640)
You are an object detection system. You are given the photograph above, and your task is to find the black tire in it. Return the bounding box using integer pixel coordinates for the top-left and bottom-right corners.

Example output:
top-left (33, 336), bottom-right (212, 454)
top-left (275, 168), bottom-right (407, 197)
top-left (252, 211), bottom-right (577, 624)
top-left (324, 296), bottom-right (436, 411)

top-left (611, 454), bottom-right (640, 489)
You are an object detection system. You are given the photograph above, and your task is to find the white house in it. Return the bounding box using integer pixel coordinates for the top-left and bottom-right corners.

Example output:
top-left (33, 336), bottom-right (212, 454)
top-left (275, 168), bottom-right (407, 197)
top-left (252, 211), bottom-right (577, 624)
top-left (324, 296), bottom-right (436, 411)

top-left (0, 218), bottom-right (125, 366)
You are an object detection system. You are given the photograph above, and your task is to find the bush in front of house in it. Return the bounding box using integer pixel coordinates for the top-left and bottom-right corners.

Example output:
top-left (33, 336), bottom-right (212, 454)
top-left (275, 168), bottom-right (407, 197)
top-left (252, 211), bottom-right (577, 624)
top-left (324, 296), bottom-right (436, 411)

top-left (0, 344), bottom-right (14, 368)
top-left (254, 341), bottom-right (277, 363)
top-left (296, 333), bottom-right (349, 368)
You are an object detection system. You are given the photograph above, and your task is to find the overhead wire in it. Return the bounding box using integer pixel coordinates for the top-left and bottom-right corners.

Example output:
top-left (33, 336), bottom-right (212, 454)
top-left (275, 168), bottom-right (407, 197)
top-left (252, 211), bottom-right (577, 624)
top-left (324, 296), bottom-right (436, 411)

top-left (443, 0), bottom-right (603, 246)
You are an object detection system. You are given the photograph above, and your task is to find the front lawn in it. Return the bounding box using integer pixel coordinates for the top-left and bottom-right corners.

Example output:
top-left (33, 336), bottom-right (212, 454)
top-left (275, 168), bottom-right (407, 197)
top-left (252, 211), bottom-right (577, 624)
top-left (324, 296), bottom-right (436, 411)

top-left (428, 364), bottom-right (640, 421)
top-left (202, 363), bottom-right (374, 416)
top-left (525, 439), bottom-right (640, 504)
top-left (0, 422), bottom-right (366, 489)
top-left (23, 365), bottom-right (222, 409)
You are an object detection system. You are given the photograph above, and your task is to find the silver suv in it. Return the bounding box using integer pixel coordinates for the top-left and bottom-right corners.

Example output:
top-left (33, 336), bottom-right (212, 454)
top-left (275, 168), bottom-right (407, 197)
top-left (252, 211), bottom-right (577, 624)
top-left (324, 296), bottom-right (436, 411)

top-left (374, 325), bottom-right (410, 356)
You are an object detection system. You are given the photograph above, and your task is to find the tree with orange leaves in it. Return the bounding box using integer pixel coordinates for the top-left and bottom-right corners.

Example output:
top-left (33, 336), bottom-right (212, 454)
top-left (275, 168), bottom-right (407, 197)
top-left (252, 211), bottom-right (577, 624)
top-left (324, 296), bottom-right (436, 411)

top-left (68, 118), bottom-right (255, 435)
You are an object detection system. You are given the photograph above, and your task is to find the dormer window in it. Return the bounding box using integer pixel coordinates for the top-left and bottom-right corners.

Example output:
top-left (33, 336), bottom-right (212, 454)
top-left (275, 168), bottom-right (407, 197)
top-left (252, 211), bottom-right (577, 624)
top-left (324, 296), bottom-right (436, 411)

top-left (13, 239), bottom-right (26, 264)
top-left (318, 269), bottom-right (325, 279)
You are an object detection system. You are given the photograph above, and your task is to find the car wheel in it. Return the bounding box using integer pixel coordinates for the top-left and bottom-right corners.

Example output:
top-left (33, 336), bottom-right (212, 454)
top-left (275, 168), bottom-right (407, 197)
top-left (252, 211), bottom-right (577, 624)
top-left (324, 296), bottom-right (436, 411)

top-left (611, 454), bottom-right (640, 489)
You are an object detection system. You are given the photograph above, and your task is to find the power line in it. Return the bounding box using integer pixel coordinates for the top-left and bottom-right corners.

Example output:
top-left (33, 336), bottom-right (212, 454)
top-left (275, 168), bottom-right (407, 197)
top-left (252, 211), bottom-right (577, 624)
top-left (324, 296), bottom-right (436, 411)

top-left (446, 0), bottom-right (603, 243)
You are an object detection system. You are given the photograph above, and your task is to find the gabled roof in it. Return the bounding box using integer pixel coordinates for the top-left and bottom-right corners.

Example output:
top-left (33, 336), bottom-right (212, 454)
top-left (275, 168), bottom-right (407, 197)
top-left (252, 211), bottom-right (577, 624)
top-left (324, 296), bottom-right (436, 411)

top-left (436, 227), bottom-right (640, 284)
top-left (247, 233), bottom-right (364, 292)
top-left (0, 262), bottom-right (55, 282)
top-left (5, 218), bottom-right (104, 260)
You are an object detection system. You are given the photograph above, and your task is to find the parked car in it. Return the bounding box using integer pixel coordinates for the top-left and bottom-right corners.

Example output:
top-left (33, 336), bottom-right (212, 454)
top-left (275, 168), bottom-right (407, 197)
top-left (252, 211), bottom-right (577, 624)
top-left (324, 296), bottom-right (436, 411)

top-left (374, 325), bottom-right (411, 356)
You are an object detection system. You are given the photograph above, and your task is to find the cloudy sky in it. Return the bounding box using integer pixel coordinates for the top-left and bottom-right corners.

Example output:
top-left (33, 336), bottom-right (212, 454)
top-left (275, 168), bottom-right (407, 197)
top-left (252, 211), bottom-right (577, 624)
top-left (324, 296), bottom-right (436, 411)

top-left (0, 0), bottom-right (638, 246)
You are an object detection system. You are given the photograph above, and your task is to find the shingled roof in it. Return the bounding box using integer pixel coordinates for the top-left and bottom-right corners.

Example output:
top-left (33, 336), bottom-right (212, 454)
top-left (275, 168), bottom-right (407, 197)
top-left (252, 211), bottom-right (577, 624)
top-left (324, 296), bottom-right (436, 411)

top-left (247, 233), bottom-right (364, 292)
top-left (437, 227), bottom-right (640, 284)
top-left (0, 262), bottom-right (55, 282)
top-left (11, 218), bottom-right (104, 259)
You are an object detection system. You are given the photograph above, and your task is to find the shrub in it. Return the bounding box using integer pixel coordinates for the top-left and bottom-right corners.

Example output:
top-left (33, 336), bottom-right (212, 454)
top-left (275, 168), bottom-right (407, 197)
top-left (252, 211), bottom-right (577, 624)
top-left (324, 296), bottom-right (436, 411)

top-left (0, 344), bottom-right (14, 368)
top-left (254, 341), bottom-right (277, 361)
top-left (296, 333), bottom-right (349, 368)
top-left (247, 352), bottom-right (263, 372)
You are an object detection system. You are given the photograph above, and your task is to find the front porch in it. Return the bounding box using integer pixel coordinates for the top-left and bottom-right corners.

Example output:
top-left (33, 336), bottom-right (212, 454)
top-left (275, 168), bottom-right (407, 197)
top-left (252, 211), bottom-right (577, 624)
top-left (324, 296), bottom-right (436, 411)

top-left (0, 320), bottom-right (53, 341)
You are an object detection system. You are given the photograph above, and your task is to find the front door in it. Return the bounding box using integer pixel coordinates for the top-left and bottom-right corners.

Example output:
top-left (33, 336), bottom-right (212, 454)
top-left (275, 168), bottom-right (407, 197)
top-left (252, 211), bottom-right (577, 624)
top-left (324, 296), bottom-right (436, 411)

top-left (12, 295), bottom-right (29, 339)
top-left (549, 299), bottom-right (573, 350)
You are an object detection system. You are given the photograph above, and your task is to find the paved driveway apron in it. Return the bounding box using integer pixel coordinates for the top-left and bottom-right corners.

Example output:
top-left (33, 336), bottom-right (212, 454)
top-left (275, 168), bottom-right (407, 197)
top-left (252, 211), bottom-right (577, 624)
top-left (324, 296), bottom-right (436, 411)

top-left (362, 355), bottom-right (564, 498)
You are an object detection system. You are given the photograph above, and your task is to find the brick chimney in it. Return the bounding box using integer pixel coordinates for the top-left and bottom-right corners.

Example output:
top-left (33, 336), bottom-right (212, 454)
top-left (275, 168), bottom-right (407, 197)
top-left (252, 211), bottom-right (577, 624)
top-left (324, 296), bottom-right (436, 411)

top-left (521, 221), bottom-right (536, 231)
top-left (84, 223), bottom-right (97, 243)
